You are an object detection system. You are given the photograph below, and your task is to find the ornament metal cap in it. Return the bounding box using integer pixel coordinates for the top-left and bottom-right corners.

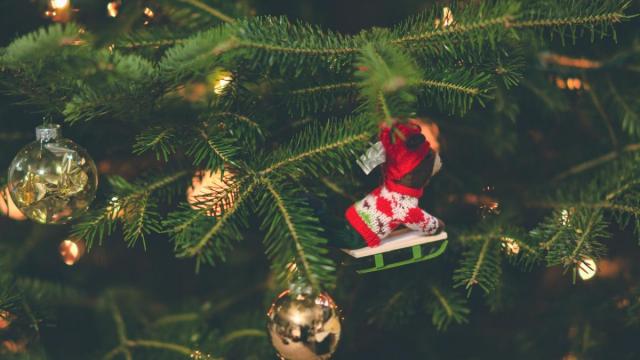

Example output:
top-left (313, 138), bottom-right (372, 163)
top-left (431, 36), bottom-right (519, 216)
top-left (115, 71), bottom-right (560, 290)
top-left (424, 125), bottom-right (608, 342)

top-left (35, 124), bottom-right (61, 142)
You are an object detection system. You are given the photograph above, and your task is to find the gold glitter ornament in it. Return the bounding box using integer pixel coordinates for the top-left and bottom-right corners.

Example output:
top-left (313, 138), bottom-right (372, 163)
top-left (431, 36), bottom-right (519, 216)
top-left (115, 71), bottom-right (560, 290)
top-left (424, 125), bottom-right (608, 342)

top-left (267, 289), bottom-right (342, 360)
top-left (7, 124), bottom-right (98, 224)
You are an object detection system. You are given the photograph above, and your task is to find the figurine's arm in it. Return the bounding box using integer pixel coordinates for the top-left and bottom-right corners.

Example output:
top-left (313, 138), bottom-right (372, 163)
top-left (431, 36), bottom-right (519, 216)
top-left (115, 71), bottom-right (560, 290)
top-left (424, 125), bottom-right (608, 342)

top-left (403, 208), bottom-right (443, 235)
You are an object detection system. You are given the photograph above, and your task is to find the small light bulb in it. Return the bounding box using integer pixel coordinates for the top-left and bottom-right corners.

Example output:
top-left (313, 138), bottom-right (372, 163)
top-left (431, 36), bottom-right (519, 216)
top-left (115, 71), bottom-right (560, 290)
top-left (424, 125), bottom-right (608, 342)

top-left (143, 7), bottom-right (155, 18)
top-left (59, 239), bottom-right (86, 266)
top-left (500, 237), bottom-right (520, 255)
top-left (50, 0), bottom-right (70, 10)
top-left (578, 257), bottom-right (597, 280)
top-left (107, 1), bottom-right (120, 17)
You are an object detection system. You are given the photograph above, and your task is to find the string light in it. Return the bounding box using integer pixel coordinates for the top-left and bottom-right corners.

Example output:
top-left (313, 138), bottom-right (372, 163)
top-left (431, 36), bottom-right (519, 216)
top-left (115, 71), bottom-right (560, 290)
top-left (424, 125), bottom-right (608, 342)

top-left (187, 170), bottom-right (235, 216)
top-left (500, 237), bottom-right (520, 255)
top-left (555, 76), bottom-right (590, 91)
top-left (577, 257), bottom-right (597, 281)
top-left (434, 7), bottom-right (455, 29)
top-left (143, 7), bottom-right (155, 25)
top-left (107, 1), bottom-right (121, 18)
top-left (190, 350), bottom-right (214, 359)
top-left (45, 0), bottom-right (72, 22)
top-left (50, 0), bottom-right (70, 9)
top-left (0, 310), bottom-right (13, 329)
top-left (59, 239), bottom-right (86, 266)
top-left (106, 196), bottom-right (124, 220)
top-left (539, 53), bottom-right (603, 69)
top-left (208, 68), bottom-right (234, 95)
top-left (560, 208), bottom-right (572, 226)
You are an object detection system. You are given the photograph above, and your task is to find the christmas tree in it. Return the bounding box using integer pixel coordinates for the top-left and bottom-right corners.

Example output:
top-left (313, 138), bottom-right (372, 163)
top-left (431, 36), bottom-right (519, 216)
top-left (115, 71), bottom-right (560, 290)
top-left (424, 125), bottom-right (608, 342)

top-left (0, 0), bottom-right (639, 358)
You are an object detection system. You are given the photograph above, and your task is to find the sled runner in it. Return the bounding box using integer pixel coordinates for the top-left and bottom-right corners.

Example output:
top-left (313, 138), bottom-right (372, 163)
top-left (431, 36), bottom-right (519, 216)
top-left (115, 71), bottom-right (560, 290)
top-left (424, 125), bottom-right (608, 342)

top-left (342, 229), bottom-right (448, 274)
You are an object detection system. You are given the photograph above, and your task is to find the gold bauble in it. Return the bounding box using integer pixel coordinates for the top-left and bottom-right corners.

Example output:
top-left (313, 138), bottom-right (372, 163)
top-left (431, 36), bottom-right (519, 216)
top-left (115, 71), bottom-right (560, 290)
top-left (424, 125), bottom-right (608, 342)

top-left (266, 290), bottom-right (341, 360)
top-left (7, 125), bottom-right (98, 224)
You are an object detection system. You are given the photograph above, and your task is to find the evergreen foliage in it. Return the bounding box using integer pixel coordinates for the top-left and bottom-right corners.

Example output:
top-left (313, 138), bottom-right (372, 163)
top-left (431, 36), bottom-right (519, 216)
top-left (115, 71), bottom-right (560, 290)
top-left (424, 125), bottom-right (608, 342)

top-left (0, 0), bottom-right (639, 358)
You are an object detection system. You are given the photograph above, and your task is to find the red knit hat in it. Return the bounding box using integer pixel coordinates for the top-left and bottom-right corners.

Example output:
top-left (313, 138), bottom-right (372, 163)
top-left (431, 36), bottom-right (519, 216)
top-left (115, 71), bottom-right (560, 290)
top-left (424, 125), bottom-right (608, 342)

top-left (380, 121), bottom-right (431, 182)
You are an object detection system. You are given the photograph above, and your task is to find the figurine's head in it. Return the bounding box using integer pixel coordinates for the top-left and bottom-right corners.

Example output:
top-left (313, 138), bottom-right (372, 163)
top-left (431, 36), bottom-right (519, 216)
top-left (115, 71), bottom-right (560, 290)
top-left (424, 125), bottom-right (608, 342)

top-left (381, 121), bottom-right (442, 189)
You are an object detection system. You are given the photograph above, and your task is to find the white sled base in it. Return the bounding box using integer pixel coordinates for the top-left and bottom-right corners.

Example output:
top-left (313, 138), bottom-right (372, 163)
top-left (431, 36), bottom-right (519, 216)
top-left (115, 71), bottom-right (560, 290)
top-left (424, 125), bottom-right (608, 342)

top-left (341, 229), bottom-right (448, 274)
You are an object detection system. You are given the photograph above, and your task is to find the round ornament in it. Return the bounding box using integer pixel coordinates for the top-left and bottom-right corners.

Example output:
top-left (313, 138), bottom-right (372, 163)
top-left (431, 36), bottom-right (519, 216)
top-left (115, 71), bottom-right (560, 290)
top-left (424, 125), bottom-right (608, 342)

top-left (266, 289), bottom-right (341, 360)
top-left (7, 124), bottom-right (98, 224)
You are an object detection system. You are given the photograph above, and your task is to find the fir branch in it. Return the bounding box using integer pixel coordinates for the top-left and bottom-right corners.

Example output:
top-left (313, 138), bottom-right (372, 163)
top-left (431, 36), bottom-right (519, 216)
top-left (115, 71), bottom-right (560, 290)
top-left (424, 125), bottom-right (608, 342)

top-left (393, 15), bottom-right (514, 45)
top-left (454, 235), bottom-right (502, 296)
top-left (553, 143), bottom-right (640, 181)
top-left (73, 171), bottom-right (189, 249)
top-left (510, 12), bottom-right (625, 29)
top-left (258, 178), bottom-right (335, 291)
top-left (290, 82), bottom-right (358, 95)
top-left (429, 286), bottom-right (470, 331)
top-left (418, 79), bottom-right (481, 97)
top-left (173, 179), bottom-right (257, 270)
top-left (259, 117), bottom-right (372, 178)
top-left (187, 128), bottom-right (239, 169)
top-left (133, 126), bottom-right (177, 161)
top-left (178, 0), bottom-right (236, 24)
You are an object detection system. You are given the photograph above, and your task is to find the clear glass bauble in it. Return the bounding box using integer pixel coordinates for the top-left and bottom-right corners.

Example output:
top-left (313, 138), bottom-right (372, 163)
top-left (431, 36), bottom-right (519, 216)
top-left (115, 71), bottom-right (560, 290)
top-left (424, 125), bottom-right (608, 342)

top-left (266, 289), bottom-right (342, 360)
top-left (7, 124), bottom-right (98, 224)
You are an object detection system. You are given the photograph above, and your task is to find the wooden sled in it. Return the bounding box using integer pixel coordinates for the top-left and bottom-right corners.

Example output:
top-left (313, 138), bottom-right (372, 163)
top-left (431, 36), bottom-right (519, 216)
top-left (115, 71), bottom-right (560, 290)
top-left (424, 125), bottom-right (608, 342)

top-left (341, 229), bottom-right (448, 274)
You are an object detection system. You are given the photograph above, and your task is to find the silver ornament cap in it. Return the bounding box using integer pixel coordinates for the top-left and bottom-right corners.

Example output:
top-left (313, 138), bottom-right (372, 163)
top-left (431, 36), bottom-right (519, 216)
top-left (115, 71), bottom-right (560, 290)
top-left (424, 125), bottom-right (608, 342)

top-left (35, 124), bottom-right (61, 142)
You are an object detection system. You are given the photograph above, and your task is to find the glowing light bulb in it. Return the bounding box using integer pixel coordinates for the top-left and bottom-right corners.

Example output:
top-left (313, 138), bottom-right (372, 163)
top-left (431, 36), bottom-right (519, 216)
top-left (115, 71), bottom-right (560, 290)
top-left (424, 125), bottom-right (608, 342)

top-left (207, 69), bottom-right (234, 95)
top-left (59, 239), bottom-right (86, 266)
top-left (578, 257), bottom-right (597, 280)
top-left (442, 7), bottom-right (454, 27)
top-left (0, 310), bottom-right (13, 329)
top-left (500, 237), bottom-right (520, 255)
top-left (187, 170), bottom-right (235, 216)
top-left (143, 7), bottom-right (155, 18)
top-left (50, 0), bottom-right (70, 10)
top-left (107, 1), bottom-right (120, 17)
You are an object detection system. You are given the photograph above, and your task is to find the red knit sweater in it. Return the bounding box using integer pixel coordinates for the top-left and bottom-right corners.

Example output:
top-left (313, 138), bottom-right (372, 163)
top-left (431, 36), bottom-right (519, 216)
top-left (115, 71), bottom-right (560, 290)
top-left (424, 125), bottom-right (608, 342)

top-left (345, 179), bottom-right (439, 247)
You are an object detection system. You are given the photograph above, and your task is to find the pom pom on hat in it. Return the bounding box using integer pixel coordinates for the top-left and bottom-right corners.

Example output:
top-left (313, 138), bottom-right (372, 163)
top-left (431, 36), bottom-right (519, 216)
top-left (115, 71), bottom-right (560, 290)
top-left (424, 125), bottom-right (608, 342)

top-left (380, 121), bottom-right (431, 182)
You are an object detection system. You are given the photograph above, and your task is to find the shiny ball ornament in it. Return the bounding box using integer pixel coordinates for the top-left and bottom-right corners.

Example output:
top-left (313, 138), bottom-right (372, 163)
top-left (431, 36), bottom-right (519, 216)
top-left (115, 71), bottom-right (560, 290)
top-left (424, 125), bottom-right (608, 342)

top-left (267, 290), bottom-right (341, 360)
top-left (7, 124), bottom-right (98, 224)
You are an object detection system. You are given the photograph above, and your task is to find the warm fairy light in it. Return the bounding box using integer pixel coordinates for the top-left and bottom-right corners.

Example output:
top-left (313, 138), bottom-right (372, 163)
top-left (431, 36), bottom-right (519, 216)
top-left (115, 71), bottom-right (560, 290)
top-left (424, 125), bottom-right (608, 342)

top-left (0, 310), bottom-right (13, 329)
top-left (500, 237), bottom-right (520, 255)
top-left (59, 239), bottom-right (86, 266)
top-left (442, 7), bottom-right (454, 27)
top-left (411, 118), bottom-right (441, 152)
top-left (562, 354), bottom-right (578, 360)
top-left (578, 257), bottom-right (597, 281)
top-left (106, 196), bottom-right (124, 220)
top-left (2, 340), bottom-right (26, 353)
top-left (555, 77), bottom-right (590, 91)
top-left (45, 0), bottom-right (72, 22)
top-left (143, 7), bottom-right (155, 18)
top-left (540, 53), bottom-right (603, 70)
top-left (190, 350), bottom-right (214, 359)
top-left (208, 69), bottom-right (234, 95)
top-left (107, 1), bottom-right (120, 17)
top-left (566, 78), bottom-right (582, 90)
top-left (0, 187), bottom-right (26, 221)
top-left (434, 6), bottom-right (455, 28)
top-left (616, 298), bottom-right (630, 309)
top-left (143, 7), bottom-right (155, 25)
top-left (50, 0), bottom-right (70, 10)
top-left (187, 170), bottom-right (235, 216)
